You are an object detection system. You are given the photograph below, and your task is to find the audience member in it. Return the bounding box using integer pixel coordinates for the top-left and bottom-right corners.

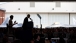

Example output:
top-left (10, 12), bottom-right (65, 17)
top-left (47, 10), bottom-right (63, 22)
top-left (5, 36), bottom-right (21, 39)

top-left (48, 30), bottom-right (53, 40)
top-left (13, 39), bottom-right (22, 43)
top-left (53, 29), bottom-right (59, 38)
top-left (2, 35), bottom-right (11, 43)
top-left (34, 35), bottom-right (41, 43)
top-left (59, 29), bottom-right (66, 38)
top-left (58, 37), bottom-right (65, 43)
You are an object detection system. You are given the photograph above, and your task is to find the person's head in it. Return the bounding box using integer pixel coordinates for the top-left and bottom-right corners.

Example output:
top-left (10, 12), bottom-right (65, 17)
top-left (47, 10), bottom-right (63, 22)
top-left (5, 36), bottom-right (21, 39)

top-left (27, 14), bottom-right (30, 18)
top-left (55, 29), bottom-right (58, 32)
top-left (10, 15), bottom-right (13, 20)
top-left (59, 37), bottom-right (65, 43)
top-left (67, 29), bottom-right (69, 33)
top-left (70, 30), bottom-right (74, 34)
top-left (37, 35), bottom-right (40, 40)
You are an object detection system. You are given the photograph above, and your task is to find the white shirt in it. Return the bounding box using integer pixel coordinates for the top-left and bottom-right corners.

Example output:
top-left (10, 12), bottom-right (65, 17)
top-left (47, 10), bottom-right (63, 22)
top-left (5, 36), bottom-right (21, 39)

top-left (28, 18), bottom-right (32, 22)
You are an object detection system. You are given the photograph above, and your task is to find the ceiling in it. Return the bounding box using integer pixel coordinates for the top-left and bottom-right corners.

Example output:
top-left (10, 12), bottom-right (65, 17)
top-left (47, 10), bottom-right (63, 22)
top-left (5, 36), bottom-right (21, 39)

top-left (0, 2), bottom-right (8, 5)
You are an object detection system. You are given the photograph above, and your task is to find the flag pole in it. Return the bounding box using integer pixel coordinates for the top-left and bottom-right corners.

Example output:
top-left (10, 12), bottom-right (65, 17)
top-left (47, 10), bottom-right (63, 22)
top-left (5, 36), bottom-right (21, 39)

top-left (69, 13), bottom-right (70, 25)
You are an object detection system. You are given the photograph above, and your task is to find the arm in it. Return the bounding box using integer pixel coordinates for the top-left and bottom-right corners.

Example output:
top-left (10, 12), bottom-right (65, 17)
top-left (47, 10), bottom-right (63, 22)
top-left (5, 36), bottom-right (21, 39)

top-left (9, 20), bottom-right (17, 26)
top-left (13, 21), bottom-right (18, 25)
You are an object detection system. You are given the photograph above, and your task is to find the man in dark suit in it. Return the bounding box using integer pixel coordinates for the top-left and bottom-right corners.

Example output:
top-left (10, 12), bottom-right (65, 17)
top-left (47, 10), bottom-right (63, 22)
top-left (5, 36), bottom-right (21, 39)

top-left (22, 14), bottom-right (33, 30)
top-left (22, 14), bottom-right (33, 43)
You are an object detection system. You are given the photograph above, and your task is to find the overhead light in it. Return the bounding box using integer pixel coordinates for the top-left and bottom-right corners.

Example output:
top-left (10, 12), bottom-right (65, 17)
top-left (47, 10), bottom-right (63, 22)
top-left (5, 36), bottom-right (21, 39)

top-left (55, 2), bottom-right (61, 7)
top-left (30, 2), bottom-right (35, 7)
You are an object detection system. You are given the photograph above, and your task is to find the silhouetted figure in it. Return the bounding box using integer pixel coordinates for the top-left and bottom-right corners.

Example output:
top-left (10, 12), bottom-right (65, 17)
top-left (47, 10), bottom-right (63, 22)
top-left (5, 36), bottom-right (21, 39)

top-left (59, 29), bottom-right (66, 38)
top-left (66, 29), bottom-right (70, 43)
top-left (22, 14), bottom-right (33, 30)
top-left (51, 40), bottom-right (56, 43)
top-left (48, 30), bottom-right (53, 40)
top-left (68, 30), bottom-right (76, 43)
top-left (34, 35), bottom-right (41, 43)
top-left (8, 15), bottom-right (17, 27)
top-left (59, 37), bottom-right (65, 43)
top-left (13, 39), bottom-right (22, 43)
top-left (34, 30), bottom-right (45, 43)
top-left (34, 30), bottom-right (41, 40)
top-left (0, 32), bottom-right (4, 38)
top-left (53, 29), bottom-right (59, 38)
top-left (22, 14), bottom-right (33, 43)
top-left (2, 35), bottom-right (11, 43)
top-left (8, 15), bottom-right (17, 34)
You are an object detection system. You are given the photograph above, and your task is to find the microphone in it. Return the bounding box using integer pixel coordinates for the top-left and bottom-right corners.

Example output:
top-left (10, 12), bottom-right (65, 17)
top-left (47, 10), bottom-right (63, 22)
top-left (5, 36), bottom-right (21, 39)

top-left (30, 18), bottom-right (33, 21)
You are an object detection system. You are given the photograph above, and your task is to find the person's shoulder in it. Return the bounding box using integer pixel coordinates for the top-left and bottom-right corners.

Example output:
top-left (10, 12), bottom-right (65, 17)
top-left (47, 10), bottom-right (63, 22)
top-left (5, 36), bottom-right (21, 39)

top-left (7, 41), bottom-right (11, 43)
top-left (25, 17), bottom-right (28, 19)
top-left (9, 19), bottom-right (11, 22)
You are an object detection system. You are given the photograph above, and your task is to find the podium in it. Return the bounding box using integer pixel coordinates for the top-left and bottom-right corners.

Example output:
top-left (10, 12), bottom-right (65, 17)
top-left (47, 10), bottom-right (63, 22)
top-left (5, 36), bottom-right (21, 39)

top-left (27, 21), bottom-right (34, 29)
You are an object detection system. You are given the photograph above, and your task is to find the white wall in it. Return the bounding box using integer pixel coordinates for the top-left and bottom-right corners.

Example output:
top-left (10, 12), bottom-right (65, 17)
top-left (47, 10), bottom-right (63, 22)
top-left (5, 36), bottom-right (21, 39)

top-left (48, 13), bottom-right (69, 25)
top-left (0, 2), bottom-right (76, 12)
top-left (70, 13), bottom-right (76, 25)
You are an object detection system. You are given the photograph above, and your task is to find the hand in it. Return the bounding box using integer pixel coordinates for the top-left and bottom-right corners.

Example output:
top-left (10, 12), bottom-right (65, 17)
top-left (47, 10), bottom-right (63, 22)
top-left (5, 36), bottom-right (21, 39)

top-left (14, 21), bottom-right (18, 24)
top-left (14, 21), bottom-right (16, 23)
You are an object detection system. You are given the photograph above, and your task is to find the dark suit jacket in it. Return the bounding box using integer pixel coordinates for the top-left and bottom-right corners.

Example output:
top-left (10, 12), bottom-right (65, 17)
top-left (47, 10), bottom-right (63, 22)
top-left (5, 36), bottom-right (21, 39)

top-left (22, 17), bottom-right (33, 41)
top-left (22, 17), bottom-right (33, 30)
top-left (22, 17), bottom-right (28, 29)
